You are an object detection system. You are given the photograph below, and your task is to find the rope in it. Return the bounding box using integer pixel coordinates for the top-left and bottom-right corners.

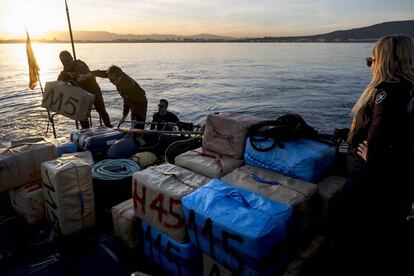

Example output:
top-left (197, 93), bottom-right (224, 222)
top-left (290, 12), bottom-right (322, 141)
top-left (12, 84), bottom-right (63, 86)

top-left (92, 159), bottom-right (140, 181)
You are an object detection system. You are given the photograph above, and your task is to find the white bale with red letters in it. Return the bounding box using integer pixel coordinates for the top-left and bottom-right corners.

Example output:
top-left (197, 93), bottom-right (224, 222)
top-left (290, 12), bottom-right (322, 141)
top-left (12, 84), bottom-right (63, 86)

top-left (132, 163), bottom-right (211, 242)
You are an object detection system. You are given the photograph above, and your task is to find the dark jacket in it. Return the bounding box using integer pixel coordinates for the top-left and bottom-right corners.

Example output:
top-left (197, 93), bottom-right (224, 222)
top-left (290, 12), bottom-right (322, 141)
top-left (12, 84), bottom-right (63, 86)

top-left (150, 111), bottom-right (180, 130)
top-left (58, 60), bottom-right (101, 95)
top-left (93, 70), bottom-right (147, 121)
top-left (348, 77), bottom-right (414, 164)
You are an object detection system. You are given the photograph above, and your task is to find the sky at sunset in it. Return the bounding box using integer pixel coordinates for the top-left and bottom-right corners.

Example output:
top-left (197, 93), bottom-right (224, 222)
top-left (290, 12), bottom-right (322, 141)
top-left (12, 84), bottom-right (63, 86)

top-left (0, 0), bottom-right (413, 39)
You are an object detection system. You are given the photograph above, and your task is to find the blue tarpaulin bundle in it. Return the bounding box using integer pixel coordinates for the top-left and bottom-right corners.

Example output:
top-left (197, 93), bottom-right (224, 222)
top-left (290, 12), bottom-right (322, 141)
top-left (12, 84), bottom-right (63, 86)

top-left (182, 179), bottom-right (292, 275)
top-left (70, 127), bottom-right (124, 160)
top-left (141, 221), bottom-right (201, 276)
top-left (245, 138), bottom-right (336, 182)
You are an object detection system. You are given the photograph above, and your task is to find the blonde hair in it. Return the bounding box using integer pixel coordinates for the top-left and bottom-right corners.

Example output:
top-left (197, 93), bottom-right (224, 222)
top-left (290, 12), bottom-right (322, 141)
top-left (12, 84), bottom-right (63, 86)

top-left (352, 35), bottom-right (414, 114)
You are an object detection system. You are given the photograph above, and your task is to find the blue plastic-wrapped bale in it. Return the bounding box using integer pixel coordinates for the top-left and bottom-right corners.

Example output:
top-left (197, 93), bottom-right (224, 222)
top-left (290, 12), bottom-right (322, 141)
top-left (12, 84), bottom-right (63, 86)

top-left (70, 127), bottom-right (124, 160)
top-left (245, 138), bottom-right (336, 182)
top-left (221, 165), bottom-right (318, 234)
top-left (56, 142), bottom-right (77, 157)
top-left (141, 221), bottom-right (202, 276)
top-left (182, 179), bottom-right (292, 275)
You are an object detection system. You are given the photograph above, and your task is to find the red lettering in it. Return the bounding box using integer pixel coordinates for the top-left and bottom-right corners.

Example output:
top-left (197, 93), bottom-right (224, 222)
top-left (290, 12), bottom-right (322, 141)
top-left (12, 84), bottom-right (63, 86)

top-left (164, 197), bottom-right (184, 229)
top-left (149, 193), bottom-right (167, 223)
top-left (133, 180), bottom-right (146, 215)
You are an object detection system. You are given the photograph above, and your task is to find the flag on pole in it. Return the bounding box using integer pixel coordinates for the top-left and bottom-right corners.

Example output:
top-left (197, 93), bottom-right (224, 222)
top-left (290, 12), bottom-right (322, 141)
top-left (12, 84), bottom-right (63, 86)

top-left (26, 31), bottom-right (40, 90)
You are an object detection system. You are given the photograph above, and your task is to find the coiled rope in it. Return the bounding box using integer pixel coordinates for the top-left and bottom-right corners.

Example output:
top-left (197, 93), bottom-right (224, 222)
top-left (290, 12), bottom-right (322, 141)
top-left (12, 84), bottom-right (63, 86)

top-left (92, 159), bottom-right (140, 181)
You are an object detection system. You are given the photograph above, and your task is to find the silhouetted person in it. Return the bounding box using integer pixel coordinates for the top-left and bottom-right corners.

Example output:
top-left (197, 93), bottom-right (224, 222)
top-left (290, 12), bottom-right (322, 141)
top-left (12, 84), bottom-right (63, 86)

top-left (58, 50), bottom-right (112, 128)
top-left (150, 99), bottom-right (180, 131)
top-left (93, 65), bottom-right (147, 129)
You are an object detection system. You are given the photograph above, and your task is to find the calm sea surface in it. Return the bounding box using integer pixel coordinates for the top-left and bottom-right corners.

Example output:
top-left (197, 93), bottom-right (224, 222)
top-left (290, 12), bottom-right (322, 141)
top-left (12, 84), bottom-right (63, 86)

top-left (0, 42), bottom-right (373, 147)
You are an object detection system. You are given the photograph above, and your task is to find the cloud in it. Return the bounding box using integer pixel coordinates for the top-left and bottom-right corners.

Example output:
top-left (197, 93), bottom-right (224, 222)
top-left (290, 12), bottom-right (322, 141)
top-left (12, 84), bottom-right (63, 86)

top-left (1, 0), bottom-right (413, 38)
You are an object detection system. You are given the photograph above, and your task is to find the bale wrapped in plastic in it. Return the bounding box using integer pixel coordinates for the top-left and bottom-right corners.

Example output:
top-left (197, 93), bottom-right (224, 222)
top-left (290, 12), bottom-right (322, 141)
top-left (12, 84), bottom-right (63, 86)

top-left (62, 151), bottom-right (95, 166)
top-left (203, 113), bottom-right (262, 159)
top-left (182, 179), bottom-right (293, 275)
top-left (245, 138), bottom-right (336, 183)
top-left (41, 155), bottom-right (95, 235)
top-left (133, 163), bottom-right (211, 242)
top-left (0, 142), bottom-right (57, 193)
top-left (9, 180), bottom-right (45, 225)
top-left (42, 81), bottom-right (94, 121)
top-left (142, 221), bottom-right (202, 276)
top-left (203, 254), bottom-right (232, 276)
top-left (132, 151), bottom-right (157, 169)
top-left (70, 127), bottom-right (124, 160)
top-left (175, 147), bottom-right (243, 178)
top-left (56, 142), bottom-right (77, 157)
top-left (317, 175), bottom-right (346, 232)
top-left (222, 165), bottom-right (318, 232)
top-left (112, 198), bottom-right (140, 248)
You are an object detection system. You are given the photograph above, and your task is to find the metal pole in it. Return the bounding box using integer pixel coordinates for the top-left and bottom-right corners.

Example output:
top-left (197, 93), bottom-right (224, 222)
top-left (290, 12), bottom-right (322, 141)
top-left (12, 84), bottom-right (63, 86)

top-left (65, 0), bottom-right (76, 60)
top-left (117, 128), bottom-right (203, 136)
top-left (37, 73), bottom-right (57, 138)
top-left (26, 30), bottom-right (57, 138)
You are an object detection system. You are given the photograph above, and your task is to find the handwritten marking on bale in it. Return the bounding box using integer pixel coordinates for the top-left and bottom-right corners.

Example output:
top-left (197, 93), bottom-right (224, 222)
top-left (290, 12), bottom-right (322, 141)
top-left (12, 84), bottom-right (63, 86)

top-left (133, 179), bottom-right (184, 230)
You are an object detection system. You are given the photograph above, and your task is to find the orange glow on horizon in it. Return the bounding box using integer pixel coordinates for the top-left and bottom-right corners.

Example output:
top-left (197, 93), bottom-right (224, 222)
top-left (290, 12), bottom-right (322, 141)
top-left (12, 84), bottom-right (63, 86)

top-left (0, 1), bottom-right (66, 39)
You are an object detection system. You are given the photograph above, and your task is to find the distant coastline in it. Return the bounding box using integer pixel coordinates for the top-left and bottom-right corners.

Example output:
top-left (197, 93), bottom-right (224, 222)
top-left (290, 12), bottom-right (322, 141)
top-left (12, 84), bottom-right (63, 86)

top-left (1, 20), bottom-right (412, 44)
top-left (0, 38), bottom-right (379, 44)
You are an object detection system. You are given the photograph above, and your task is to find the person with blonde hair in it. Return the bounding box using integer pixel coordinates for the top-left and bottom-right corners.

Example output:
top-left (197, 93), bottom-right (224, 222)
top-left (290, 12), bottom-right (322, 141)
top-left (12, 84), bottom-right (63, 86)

top-left (342, 35), bottom-right (414, 272)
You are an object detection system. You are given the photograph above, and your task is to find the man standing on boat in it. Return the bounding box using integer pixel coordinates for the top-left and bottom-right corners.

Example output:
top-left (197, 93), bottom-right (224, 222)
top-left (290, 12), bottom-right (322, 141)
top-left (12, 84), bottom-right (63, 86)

top-left (58, 50), bottom-right (112, 128)
top-left (150, 99), bottom-right (180, 131)
top-left (93, 65), bottom-right (148, 129)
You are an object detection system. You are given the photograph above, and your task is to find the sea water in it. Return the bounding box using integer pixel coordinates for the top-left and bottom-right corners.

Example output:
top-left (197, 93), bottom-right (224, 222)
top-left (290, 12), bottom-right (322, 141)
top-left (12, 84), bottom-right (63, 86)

top-left (0, 42), bottom-right (373, 146)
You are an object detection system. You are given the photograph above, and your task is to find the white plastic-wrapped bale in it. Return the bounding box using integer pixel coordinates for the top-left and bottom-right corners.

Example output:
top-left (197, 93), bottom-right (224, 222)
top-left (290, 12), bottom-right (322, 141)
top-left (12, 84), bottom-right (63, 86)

top-left (132, 163), bottom-right (211, 242)
top-left (41, 155), bottom-right (95, 235)
top-left (175, 147), bottom-right (243, 178)
top-left (62, 151), bottom-right (95, 166)
top-left (42, 81), bottom-right (95, 121)
top-left (9, 181), bottom-right (45, 225)
top-left (0, 142), bottom-right (57, 193)
top-left (221, 165), bottom-right (318, 232)
top-left (112, 199), bottom-right (140, 248)
top-left (202, 112), bottom-right (262, 159)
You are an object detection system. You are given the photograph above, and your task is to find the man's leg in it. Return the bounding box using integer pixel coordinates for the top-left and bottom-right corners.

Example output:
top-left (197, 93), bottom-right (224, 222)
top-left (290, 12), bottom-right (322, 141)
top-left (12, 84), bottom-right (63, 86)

top-left (94, 93), bottom-right (112, 128)
top-left (131, 112), bottom-right (145, 130)
top-left (80, 118), bottom-right (90, 128)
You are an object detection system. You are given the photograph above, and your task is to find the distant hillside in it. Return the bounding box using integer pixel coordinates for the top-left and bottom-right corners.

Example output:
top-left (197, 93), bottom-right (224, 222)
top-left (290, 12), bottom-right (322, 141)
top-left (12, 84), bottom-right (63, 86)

top-left (246, 20), bottom-right (414, 42)
top-left (309, 20), bottom-right (414, 40)
top-left (45, 31), bottom-right (234, 42)
top-left (1, 20), bottom-right (413, 43)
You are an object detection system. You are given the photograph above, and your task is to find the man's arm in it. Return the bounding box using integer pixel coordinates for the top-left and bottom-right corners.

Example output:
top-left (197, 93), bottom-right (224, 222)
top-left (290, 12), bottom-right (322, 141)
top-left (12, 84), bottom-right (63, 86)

top-left (92, 70), bottom-right (109, 78)
top-left (117, 100), bottom-right (130, 128)
top-left (366, 90), bottom-right (393, 162)
top-left (150, 114), bottom-right (157, 130)
top-left (123, 100), bottom-right (130, 118)
top-left (57, 71), bottom-right (78, 86)
top-left (57, 71), bottom-right (74, 82)
top-left (74, 60), bottom-right (93, 82)
top-left (170, 112), bottom-right (180, 123)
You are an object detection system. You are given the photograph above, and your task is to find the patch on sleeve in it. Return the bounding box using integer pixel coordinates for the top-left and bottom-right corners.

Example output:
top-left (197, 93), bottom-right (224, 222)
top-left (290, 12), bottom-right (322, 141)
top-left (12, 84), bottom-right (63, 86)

top-left (375, 91), bottom-right (387, 104)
